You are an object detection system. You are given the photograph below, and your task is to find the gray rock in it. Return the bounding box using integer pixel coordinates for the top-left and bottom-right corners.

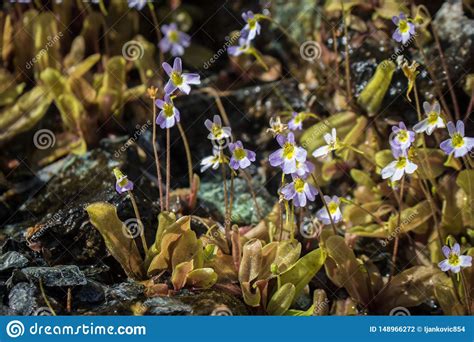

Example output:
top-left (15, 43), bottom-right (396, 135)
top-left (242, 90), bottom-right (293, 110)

top-left (8, 282), bottom-right (38, 315)
top-left (199, 176), bottom-right (275, 225)
top-left (0, 251), bottom-right (28, 272)
top-left (21, 265), bottom-right (87, 287)
top-left (143, 297), bottom-right (193, 315)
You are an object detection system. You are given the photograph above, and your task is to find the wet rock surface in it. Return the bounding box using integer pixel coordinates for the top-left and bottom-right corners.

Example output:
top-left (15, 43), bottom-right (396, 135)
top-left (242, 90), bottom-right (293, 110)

top-left (0, 251), bottom-right (28, 272)
top-left (20, 265), bottom-right (87, 287)
top-left (198, 176), bottom-right (275, 225)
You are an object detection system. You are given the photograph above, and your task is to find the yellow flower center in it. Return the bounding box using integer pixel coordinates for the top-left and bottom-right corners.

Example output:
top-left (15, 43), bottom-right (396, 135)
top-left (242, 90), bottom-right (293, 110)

top-left (163, 103), bottom-right (174, 118)
top-left (168, 30), bottom-right (179, 43)
top-left (118, 177), bottom-right (128, 188)
top-left (211, 124), bottom-right (223, 138)
top-left (233, 148), bottom-right (246, 160)
top-left (427, 112), bottom-right (439, 125)
top-left (248, 18), bottom-right (257, 29)
top-left (171, 71), bottom-right (183, 86)
top-left (448, 252), bottom-right (460, 266)
top-left (397, 130), bottom-right (408, 143)
top-left (294, 114), bottom-right (304, 124)
top-left (282, 142), bottom-right (295, 160)
top-left (396, 157), bottom-right (407, 169)
top-left (328, 202), bottom-right (338, 215)
top-left (294, 178), bottom-right (305, 193)
top-left (399, 20), bottom-right (409, 33)
top-left (452, 133), bottom-right (465, 149)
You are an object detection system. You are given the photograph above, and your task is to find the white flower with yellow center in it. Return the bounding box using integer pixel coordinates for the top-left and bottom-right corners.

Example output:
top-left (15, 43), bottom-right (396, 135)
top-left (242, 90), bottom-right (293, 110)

top-left (413, 101), bottom-right (445, 135)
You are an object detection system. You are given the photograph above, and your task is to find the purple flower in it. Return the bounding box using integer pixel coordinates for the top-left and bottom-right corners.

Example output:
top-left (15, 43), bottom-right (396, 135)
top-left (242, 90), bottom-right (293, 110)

top-left (392, 13), bottom-right (415, 44)
top-left (201, 149), bottom-right (227, 172)
top-left (440, 120), bottom-right (474, 158)
top-left (241, 11), bottom-right (261, 42)
top-left (228, 141), bottom-right (256, 170)
top-left (288, 112), bottom-right (305, 131)
top-left (312, 128), bottom-right (338, 158)
top-left (381, 148), bottom-right (417, 182)
top-left (293, 160), bottom-right (314, 178)
top-left (163, 57), bottom-right (200, 95)
top-left (205, 115), bottom-right (232, 141)
top-left (114, 168), bottom-right (134, 194)
top-left (413, 101), bottom-right (445, 135)
top-left (390, 122), bottom-right (415, 153)
top-left (438, 243), bottom-right (472, 273)
top-left (316, 195), bottom-right (342, 225)
top-left (159, 23), bottom-right (190, 57)
top-left (280, 176), bottom-right (318, 208)
top-left (228, 38), bottom-right (250, 57)
top-left (128, 0), bottom-right (147, 10)
top-left (269, 133), bottom-right (307, 174)
top-left (155, 94), bottom-right (180, 129)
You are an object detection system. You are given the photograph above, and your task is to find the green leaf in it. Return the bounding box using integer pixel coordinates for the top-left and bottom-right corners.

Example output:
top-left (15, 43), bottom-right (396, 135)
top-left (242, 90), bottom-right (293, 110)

top-left (413, 148), bottom-right (446, 179)
top-left (376, 266), bottom-right (441, 313)
top-left (241, 282), bottom-right (261, 307)
top-left (456, 170), bottom-right (474, 227)
top-left (171, 260), bottom-right (194, 291)
top-left (357, 60), bottom-right (396, 115)
top-left (86, 202), bottom-right (145, 279)
top-left (267, 283), bottom-right (295, 315)
top-left (279, 248), bottom-right (326, 302)
top-left (186, 268), bottom-right (218, 289)
top-left (0, 87), bottom-right (52, 144)
top-left (322, 235), bottom-right (370, 305)
top-left (387, 200), bottom-right (432, 234)
top-left (300, 111), bottom-right (358, 154)
top-left (239, 239), bottom-right (263, 283)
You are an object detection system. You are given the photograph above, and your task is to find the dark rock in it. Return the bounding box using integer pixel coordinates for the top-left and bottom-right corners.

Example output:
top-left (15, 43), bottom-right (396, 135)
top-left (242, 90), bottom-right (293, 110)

top-left (8, 282), bottom-right (39, 315)
top-left (75, 280), bottom-right (106, 305)
top-left (21, 265), bottom-right (87, 287)
top-left (0, 251), bottom-right (28, 272)
top-left (177, 289), bottom-right (249, 315)
top-left (5, 137), bottom-right (160, 266)
top-left (143, 296), bottom-right (193, 315)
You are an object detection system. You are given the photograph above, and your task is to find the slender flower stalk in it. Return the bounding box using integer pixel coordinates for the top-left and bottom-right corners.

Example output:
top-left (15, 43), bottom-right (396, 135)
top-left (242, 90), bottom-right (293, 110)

top-left (177, 122), bottom-right (194, 191)
top-left (166, 128), bottom-right (171, 211)
top-left (148, 87), bottom-right (164, 211)
top-left (113, 168), bottom-right (148, 253)
top-left (310, 174), bottom-right (337, 235)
